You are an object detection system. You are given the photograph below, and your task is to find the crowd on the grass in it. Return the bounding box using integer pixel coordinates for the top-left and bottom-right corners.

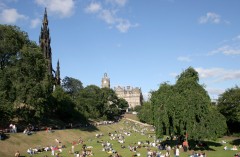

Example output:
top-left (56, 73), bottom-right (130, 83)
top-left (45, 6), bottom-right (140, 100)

top-left (24, 135), bottom-right (95, 157)
top-left (95, 121), bottom-right (185, 157)
top-left (1, 120), bottom-right (240, 157)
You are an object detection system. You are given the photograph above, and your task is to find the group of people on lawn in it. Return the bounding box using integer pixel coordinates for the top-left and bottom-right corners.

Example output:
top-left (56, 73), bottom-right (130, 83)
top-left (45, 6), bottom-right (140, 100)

top-left (10, 120), bottom-right (240, 157)
top-left (95, 121), bottom-right (186, 157)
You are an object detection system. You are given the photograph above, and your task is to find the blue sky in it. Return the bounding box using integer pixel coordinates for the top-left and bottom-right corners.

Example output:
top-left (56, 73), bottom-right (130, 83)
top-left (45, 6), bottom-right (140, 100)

top-left (0, 0), bottom-right (240, 100)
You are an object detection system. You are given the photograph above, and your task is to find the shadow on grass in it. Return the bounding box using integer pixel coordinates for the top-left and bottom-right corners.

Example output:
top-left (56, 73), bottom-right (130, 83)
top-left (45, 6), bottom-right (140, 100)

top-left (160, 139), bottom-right (222, 151)
top-left (189, 140), bottom-right (222, 151)
top-left (78, 124), bottom-right (99, 132)
top-left (230, 138), bottom-right (240, 146)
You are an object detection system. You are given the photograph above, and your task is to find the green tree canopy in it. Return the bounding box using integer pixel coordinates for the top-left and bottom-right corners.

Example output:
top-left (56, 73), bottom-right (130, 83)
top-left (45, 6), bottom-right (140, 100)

top-left (137, 101), bottom-right (153, 125)
top-left (100, 87), bottom-right (123, 119)
top-left (151, 67), bottom-right (227, 140)
top-left (51, 86), bottom-right (76, 122)
top-left (10, 42), bottom-right (52, 122)
top-left (0, 25), bottom-right (29, 70)
top-left (118, 98), bottom-right (129, 110)
top-left (0, 24), bottom-right (53, 124)
top-left (62, 76), bottom-right (83, 98)
top-left (75, 85), bottom-right (125, 120)
top-left (75, 85), bottom-right (102, 119)
top-left (217, 86), bottom-right (240, 133)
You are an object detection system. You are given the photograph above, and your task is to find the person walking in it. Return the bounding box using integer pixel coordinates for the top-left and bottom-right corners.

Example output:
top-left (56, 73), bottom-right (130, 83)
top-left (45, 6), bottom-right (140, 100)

top-left (175, 146), bottom-right (180, 157)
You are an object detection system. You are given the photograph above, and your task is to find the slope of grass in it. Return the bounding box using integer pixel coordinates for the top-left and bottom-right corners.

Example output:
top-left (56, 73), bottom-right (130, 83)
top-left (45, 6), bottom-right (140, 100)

top-left (124, 113), bottom-right (139, 121)
top-left (0, 118), bottom-right (239, 157)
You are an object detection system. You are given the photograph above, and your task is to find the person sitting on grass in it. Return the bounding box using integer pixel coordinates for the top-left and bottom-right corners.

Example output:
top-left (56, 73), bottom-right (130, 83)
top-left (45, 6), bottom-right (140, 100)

top-left (0, 131), bottom-right (6, 140)
top-left (46, 127), bottom-right (53, 133)
top-left (224, 146), bottom-right (229, 150)
top-left (44, 146), bottom-right (51, 151)
top-left (55, 138), bottom-right (61, 144)
top-left (27, 148), bottom-right (34, 155)
top-left (23, 128), bottom-right (30, 135)
top-left (15, 151), bottom-right (20, 157)
top-left (232, 145), bottom-right (238, 151)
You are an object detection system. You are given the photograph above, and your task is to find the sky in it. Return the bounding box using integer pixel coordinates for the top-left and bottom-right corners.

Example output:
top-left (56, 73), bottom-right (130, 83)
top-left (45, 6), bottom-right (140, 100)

top-left (0, 0), bottom-right (240, 100)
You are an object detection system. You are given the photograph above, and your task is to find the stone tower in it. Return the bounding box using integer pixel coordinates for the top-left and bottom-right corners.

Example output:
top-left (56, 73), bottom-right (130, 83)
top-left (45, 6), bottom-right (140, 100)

top-left (55, 59), bottom-right (61, 85)
top-left (39, 8), bottom-right (61, 86)
top-left (39, 8), bottom-right (53, 76)
top-left (101, 73), bottom-right (110, 88)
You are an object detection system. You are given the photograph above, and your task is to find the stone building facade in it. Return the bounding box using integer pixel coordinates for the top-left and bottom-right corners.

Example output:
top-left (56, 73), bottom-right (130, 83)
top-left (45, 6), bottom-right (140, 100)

top-left (101, 73), bottom-right (143, 109)
top-left (114, 86), bottom-right (143, 109)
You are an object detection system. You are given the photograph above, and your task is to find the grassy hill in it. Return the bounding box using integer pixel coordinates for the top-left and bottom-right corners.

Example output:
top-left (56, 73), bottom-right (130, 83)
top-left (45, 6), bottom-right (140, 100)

top-left (0, 116), bottom-right (239, 157)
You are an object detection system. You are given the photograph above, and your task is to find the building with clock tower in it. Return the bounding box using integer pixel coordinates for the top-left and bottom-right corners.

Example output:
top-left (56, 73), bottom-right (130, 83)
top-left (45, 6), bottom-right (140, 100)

top-left (101, 73), bottom-right (143, 109)
top-left (101, 73), bottom-right (110, 88)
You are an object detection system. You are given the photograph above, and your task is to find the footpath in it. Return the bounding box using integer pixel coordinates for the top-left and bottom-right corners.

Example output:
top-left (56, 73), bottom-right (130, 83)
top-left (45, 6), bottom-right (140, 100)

top-left (123, 117), bottom-right (153, 127)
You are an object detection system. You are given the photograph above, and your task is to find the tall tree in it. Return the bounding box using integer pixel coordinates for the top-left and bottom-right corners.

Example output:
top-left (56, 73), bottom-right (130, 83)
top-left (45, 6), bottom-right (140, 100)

top-left (101, 87), bottom-right (122, 119)
top-left (12, 42), bottom-right (52, 122)
top-left (51, 86), bottom-right (76, 122)
top-left (75, 85), bottom-right (102, 119)
top-left (138, 101), bottom-right (154, 125)
top-left (151, 67), bottom-right (227, 140)
top-left (0, 24), bottom-right (53, 124)
top-left (218, 86), bottom-right (240, 133)
top-left (62, 76), bottom-right (83, 98)
top-left (0, 25), bottom-right (30, 125)
top-left (75, 85), bottom-right (125, 120)
top-left (0, 25), bottom-right (29, 69)
top-left (118, 98), bottom-right (129, 111)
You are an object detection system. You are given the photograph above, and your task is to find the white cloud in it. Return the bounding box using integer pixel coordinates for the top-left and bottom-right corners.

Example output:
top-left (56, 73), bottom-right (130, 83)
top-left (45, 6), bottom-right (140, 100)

top-left (116, 18), bottom-right (138, 33)
top-left (196, 68), bottom-right (224, 78)
top-left (206, 87), bottom-right (225, 98)
top-left (209, 45), bottom-right (240, 56)
top-left (199, 12), bottom-right (221, 24)
top-left (0, 8), bottom-right (27, 24)
top-left (177, 56), bottom-right (191, 62)
top-left (35, 0), bottom-right (75, 17)
top-left (30, 18), bottom-right (41, 28)
top-left (85, 2), bottom-right (102, 14)
top-left (98, 10), bottom-right (138, 32)
top-left (222, 47), bottom-right (240, 55)
top-left (99, 9), bottom-right (116, 24)
top-left (196, 67), bottom-right (240, 81)
top-left (208, 34), bottom-right (240, 56)
top-left (106, 0), bottom-right (128, 7)
top-left (85, 0), bottom-right (137, 33)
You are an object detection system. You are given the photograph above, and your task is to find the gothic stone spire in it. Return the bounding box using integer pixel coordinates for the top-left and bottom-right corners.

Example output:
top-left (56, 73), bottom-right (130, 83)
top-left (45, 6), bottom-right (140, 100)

top-left (55, 59), bottom-right (61, 85)
top-left (39, 8), bottom-right (52, 76)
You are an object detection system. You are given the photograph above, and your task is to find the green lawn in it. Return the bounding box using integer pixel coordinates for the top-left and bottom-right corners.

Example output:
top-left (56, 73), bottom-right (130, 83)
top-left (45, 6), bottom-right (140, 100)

top-left (0, 119), bottom-right (239, 157)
